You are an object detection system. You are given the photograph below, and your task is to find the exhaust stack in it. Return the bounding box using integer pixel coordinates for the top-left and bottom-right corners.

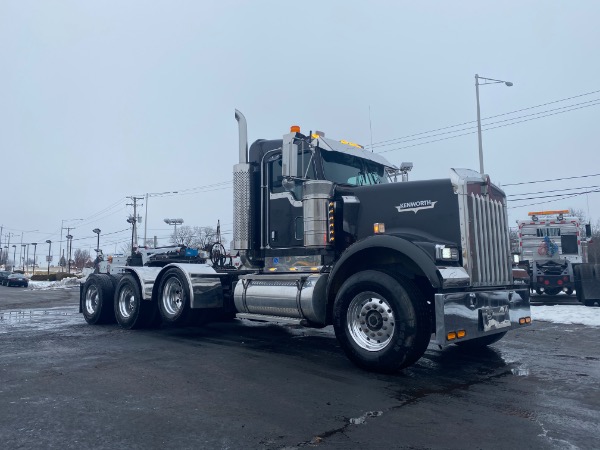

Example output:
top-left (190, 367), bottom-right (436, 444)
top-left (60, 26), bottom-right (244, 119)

top-left (235, 109), bottom-right (248, 164)
top-left (233, 110), bottom-right (253, 260)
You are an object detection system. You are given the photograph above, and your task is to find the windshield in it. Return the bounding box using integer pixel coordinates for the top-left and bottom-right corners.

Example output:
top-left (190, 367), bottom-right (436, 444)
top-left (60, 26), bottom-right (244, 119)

top-left (321, 151), bottom-right (390, 186)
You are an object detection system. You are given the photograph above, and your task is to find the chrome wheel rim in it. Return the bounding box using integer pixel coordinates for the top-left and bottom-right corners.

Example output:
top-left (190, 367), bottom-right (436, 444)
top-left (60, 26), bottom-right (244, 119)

top-left (85, 284), bottom-right (100, 315)
top-left (347, 291), bottom-right (395, 352)
top-left (161, 277), bottom-right (184, 319)
top-left (118, 285), bottom-right (136, 319)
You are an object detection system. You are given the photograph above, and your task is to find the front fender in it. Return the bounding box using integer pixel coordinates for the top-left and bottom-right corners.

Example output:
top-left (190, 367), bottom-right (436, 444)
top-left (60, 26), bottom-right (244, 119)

top-left (327, 234), bottom-right (442, 303)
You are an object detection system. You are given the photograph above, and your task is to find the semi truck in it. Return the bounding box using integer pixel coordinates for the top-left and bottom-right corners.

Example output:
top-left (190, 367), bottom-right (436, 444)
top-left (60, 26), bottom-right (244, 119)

top-left (516, 210), bottom-right (600, 306)
top-left (80, 110), bottom-right (532, 373)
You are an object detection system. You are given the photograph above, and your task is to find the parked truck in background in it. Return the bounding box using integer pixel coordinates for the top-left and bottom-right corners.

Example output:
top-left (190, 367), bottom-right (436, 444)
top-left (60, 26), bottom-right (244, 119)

top-left (516, 210), bottom-right (600, 306)
top-left (80, 110), bottom-right (533, 372)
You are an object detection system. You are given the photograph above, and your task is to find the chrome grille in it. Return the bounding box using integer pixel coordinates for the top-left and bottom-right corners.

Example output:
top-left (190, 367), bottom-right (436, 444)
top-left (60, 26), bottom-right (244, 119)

top-left (469, 193), bottom-right (511, 286)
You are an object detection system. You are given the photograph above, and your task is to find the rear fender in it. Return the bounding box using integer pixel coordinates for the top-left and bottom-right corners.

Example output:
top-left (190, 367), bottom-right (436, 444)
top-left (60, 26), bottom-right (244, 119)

top-left (152, 263), bottom-right (225, 309)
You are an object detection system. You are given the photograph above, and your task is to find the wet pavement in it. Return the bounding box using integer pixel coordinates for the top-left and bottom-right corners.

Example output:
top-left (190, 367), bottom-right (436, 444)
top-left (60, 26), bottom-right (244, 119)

top-left (1, 286), bottom-right (599, 449)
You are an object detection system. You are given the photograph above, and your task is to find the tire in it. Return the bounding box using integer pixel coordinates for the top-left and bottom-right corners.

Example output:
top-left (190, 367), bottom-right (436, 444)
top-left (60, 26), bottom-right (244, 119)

top-left (157, 268), bottom-right (198, 326)
top-left (564, 288), bottom-right (573, 296)
top-left (544, 287), bottom-right (561, 296)
top-left (455, 331), bottom-right (507, 349)
top-left (332, 270), bottom-right (431, 373)
top-left (114, 274), bottom-right (156, 329)
top-left (82, 274), bottom-right (115, 325)
top-left (535, 288), bottom-right (543, 296)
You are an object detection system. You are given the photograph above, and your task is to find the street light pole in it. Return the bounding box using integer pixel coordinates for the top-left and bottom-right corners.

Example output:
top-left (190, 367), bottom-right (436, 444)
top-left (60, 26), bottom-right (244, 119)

top-left (12, 245), bottom-right (16, 269)
top-left (46, 240), bottom-right (52, 275)
top-left (475, 74), bottom-right (513, 175)
top-left (21, 244), bottom-right (26, 271)
top-left (164, 218), bottom-right (184, 245)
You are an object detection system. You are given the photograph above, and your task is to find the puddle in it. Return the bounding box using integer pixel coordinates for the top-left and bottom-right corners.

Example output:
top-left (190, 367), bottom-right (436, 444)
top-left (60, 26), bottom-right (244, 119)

top-left (0, 307), bottom-right (80, 332)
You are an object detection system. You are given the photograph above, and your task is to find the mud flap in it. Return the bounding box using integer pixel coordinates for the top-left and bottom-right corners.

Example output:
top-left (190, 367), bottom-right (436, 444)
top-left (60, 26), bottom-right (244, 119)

top-left (575, 264), bottom-right (600, 303)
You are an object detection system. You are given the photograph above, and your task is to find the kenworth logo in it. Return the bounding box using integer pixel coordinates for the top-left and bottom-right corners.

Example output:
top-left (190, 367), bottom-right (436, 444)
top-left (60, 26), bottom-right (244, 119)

top-left (395, 200), bottom-right (437, 213)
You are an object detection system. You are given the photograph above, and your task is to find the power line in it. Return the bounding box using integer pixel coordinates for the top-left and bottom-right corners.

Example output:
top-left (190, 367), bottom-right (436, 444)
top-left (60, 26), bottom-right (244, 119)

top-left (507, 188), bottom-right (600, 209)
top-left (507, 185), bottom-right (600, 198)
top-left (377, 100), bottom-right (600, 154)
top-left (371, 98), bottom-right (600, 149)
top-left (502, 173), bottom-right (600, 187)
top-left (366, 88), bottom-right (600, 149)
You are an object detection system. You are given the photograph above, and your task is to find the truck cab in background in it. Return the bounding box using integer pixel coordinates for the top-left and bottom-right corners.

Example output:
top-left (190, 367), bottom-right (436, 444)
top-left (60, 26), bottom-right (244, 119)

top-left (516, 210), bottom-right (600, 306)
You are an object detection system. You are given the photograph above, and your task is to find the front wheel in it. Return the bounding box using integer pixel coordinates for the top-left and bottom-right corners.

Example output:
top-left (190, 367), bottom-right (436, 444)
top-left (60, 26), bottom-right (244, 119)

top-left (333, 270), bottom-right (431, 373)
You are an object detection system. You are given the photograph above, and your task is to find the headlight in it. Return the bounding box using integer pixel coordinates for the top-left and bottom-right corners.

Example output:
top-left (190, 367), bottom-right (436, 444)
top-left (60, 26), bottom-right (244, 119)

top-left (435, 245), bottom-right (459, 262)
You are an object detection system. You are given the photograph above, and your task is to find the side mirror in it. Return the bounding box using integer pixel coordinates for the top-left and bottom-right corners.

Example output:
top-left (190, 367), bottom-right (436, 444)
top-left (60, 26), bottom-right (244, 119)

top-left (586, 223), bottom-right (592, 238)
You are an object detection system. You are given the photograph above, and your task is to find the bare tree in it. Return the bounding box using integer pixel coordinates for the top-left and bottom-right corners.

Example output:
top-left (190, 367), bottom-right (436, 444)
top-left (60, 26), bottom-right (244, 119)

top-left (569, 207), bottom-right (586, 223)
top-left (170, 225), bottom-right (197, 246)
top-left (73, 249), bottom-right (92, 270)
top-left (120, 242), bottom-right (132, 255)
top-left (167, 225), bottom-right (225, 250)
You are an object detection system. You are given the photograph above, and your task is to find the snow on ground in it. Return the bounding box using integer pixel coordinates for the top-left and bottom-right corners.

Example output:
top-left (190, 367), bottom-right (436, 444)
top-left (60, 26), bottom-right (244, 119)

top-left (24, 278), bottom-right (600, 327)
top-left (531, 305), bottom-right (600, 327)
top-left (28, 277), bottom-right (81, 290)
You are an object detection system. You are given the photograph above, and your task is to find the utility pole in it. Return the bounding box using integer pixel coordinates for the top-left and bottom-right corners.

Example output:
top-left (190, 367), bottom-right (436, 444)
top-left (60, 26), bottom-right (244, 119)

top-left (127, 196), bottom-right (144, 249)
top-left (66, 230), bottom-right (74, 274)
top-left (59, 219), bottom-right (83, 272)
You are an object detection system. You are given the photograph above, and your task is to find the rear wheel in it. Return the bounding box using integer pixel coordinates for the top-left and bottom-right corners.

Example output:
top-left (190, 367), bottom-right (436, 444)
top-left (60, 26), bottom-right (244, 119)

top-left (535, 288), bottom-right (543, 296)
top-left (157, 268), bottom-right (198, 326)
top-left (333, 270), bottom-right (431, 373)
top-left (114, 274), bottom-right (156, 329)
top-left (82, 275), bottom-right (115, 324)
top-left (564, 288), bottom-right (573, 296)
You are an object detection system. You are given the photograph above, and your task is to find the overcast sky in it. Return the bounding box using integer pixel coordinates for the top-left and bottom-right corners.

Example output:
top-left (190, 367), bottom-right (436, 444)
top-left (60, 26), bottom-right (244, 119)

top-left (1, 1), bottom-right (598, 259)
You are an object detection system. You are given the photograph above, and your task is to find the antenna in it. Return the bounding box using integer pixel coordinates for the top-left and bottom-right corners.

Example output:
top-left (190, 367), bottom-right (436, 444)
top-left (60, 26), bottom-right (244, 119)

top-left (369, 105), bottom-right (374, 153)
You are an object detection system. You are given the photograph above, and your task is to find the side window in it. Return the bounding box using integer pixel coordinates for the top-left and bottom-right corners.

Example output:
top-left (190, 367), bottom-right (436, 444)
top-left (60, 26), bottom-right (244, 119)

top-left (269, 158), bottom-right (284, 193)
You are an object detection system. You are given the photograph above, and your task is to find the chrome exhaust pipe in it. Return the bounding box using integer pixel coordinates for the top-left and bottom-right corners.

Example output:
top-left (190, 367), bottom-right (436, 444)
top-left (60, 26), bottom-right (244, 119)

top-left (235, 109), bottom-right (248, 164)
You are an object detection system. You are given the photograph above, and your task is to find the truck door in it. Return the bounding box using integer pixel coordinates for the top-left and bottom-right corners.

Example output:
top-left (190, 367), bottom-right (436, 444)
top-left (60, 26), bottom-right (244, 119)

top-left (267, 150), bottom-right (315, 248)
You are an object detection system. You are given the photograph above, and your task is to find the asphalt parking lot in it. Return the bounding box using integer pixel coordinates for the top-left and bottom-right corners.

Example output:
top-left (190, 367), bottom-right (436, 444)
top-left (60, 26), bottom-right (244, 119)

top-left (1, 286), bottom-right (598, 449)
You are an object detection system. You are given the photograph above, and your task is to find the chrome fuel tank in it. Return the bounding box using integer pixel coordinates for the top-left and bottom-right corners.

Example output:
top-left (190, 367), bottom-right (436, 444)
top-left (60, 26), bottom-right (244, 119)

top-left (234, 273), bottom-right (328, 325)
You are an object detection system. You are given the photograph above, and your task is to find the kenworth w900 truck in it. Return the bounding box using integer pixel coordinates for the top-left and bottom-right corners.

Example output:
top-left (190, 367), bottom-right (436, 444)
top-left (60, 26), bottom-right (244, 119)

top-left (80, 110), bottom-right (532, 373)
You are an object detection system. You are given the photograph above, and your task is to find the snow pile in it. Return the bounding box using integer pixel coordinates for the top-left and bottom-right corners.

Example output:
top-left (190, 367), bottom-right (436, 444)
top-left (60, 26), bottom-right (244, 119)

top-left (28, 277), bottom-right (81, 290)
top-left (531, 305), bottom-right (600, 327)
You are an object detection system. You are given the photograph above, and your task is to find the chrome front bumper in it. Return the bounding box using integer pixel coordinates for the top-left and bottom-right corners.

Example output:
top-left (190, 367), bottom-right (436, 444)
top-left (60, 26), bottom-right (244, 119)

top-left (432, 289), bottom-right (531, 346)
